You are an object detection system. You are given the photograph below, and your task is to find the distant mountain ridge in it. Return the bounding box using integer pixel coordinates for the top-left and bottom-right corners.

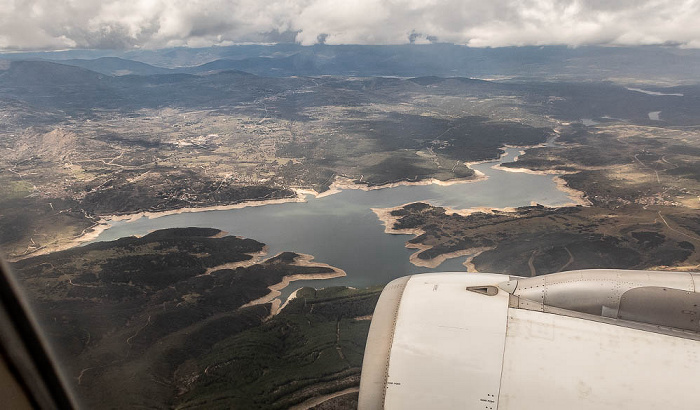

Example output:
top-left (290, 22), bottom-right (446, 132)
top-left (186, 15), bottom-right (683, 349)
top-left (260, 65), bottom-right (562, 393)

top-left (1, 57), bottom-right (699, 125)
top-left (2, 44), bottom-right (700, 83)
top-left (60, 57), bottom-right (173, 76)
top-left (0, 60), bottom-right (105, 86)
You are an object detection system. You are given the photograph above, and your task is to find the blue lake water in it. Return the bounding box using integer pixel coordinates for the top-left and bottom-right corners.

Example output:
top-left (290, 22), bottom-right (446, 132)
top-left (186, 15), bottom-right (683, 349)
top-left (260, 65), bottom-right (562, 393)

top-left (91, 148), bottom-right (575, 300)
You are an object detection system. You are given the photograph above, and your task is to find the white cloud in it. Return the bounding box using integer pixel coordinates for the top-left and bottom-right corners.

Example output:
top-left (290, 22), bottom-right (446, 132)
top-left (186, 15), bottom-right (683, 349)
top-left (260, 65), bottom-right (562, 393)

top-left (0, 0), bottom-right (698, 50)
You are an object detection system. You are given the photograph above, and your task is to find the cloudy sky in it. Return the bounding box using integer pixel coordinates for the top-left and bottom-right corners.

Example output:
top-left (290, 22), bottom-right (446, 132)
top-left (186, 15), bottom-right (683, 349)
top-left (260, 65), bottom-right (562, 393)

top-left (1, 0), bottom-right (699, 50)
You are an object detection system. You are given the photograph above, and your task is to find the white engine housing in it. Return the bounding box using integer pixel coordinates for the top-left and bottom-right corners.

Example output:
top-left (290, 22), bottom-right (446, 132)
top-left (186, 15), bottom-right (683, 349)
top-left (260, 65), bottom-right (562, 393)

top-left (358, 270), bottom-right (700, 409)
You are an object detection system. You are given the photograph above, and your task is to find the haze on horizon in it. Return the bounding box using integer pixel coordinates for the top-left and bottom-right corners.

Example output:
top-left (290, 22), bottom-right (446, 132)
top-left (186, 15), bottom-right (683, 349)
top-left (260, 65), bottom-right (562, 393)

top-left (0, 0), bottom-right (699, 51)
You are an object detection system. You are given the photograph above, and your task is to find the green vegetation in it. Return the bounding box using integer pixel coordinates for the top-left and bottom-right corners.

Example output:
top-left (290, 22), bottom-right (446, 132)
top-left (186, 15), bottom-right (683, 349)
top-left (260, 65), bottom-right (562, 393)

top-left (0, 65), bottom-right (562, 256)
top-left (277, 113), bottom-right (549, 189)
top-left (178, 286), bottom-right (380, 409)
top-left (0, 179), bottom-right (33, 202)
top-left (0, 196), bottom-right (92, 251)
top-left (3, 58), bottom-right (700, 409)
top-left (380, 116), bottom-right (700, 276)
top-left (5, 62), bottom-right (699, 260)
top-left (503, 124), bottom-right (700, 208)
top-left (387, 203), bottom-right (699, 276)
top-left (9, 229), bottom-right (377, 409)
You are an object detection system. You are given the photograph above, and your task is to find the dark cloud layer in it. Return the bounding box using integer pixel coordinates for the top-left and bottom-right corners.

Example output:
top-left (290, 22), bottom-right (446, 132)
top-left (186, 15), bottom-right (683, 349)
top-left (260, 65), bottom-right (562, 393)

top-left (1, 0), bottom-right (698, 50)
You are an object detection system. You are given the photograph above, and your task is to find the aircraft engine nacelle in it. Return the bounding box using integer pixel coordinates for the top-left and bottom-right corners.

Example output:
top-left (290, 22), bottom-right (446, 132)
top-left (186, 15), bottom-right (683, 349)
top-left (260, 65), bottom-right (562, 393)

top-left (358, 270), bottom-right (700, 410)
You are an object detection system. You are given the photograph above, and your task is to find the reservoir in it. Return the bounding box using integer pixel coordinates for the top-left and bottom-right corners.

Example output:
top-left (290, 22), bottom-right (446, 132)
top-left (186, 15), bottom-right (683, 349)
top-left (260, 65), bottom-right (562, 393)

top-left (91, 148), bottom-right (577, 299)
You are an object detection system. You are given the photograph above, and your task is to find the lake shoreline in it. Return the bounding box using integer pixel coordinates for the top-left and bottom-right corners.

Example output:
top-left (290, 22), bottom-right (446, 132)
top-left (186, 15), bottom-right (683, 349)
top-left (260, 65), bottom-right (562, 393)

top-left (18, 142), bottom-right (579, 263)
top-left (371, 204), bottom-right (519, 269)
top-left (295, 169), bottom-right (487, 199)
top-left (21, 170), bottom-right (493, 260)
top-left (494, 165), bottom-right (590, 206)
top-left (372, 179), bottom-right (590, 269)
top-left (239, 253), bottom-right (347, 317)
